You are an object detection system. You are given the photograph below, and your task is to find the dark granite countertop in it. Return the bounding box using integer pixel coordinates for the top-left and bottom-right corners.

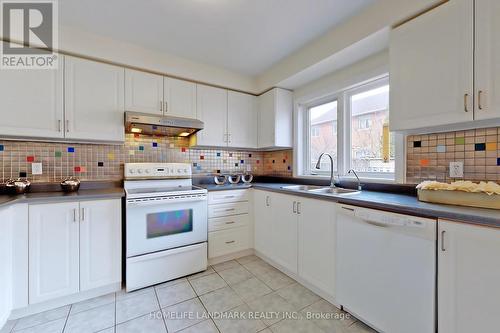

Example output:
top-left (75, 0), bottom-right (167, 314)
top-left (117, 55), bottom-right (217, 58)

top-left (201, 181), bottom-right (500, 228)
top-left (0, 182), bottom-right (124, 208)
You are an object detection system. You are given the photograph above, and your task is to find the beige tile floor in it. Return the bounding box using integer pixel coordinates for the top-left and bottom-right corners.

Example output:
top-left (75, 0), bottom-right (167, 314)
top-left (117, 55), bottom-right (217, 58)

top-left (1, 256), bottom-right (377, 333)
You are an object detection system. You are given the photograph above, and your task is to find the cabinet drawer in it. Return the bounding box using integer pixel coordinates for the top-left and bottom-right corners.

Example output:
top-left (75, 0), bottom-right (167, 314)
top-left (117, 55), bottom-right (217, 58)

top-left (208, 190), bottom-right (250, 205)
top-left (209, 214), bottom-right (249, 232)
top-left (208, 227), bottom-right (250, 258)
top-left (208, 202), bottom-right (249, 218)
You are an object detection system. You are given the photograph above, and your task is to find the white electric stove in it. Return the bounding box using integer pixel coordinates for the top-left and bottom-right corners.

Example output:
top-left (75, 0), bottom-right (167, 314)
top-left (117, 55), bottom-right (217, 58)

top-left (124, 163), bottom-right (208, 291)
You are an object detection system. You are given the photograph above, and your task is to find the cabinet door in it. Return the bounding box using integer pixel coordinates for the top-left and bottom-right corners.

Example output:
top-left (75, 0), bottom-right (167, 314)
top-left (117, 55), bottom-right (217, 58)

top-left (390, 0), bottom-right (473, 131)
top-left (253, 190), bottom-right (272, 257)
top-left (270, 193), bottom-right (298, 274)
top-left (438, 220), bottom-right (500, 333)
top-left (298, 198), bottom-right (335, 299)
top-left (80, 199), bottom-right (122, 291)
top-left (257, 89), bottom-right (275, 148)
top-left (0, 207), bottom-right (12, 326)
top-left (164, 77), bottom-right (197, 119)
top-left (195, 84), bottom-right (228, 146)
top-left (65, 56), bottom-right (125, 142)
top-left (0, 45), bottom-right (64, 139)
top-left (125, 69), bottom-right (163, 114)
top-left (474, 0), bottom-right (500, 120)
top-left (29, 202), bottom-right (79, 304)
top-left (227, 91), bottom-right (257, 148)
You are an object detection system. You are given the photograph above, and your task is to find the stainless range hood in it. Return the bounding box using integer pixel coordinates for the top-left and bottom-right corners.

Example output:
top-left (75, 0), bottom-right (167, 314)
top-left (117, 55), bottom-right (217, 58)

top-left (125, 111), bottom-right (204, 137)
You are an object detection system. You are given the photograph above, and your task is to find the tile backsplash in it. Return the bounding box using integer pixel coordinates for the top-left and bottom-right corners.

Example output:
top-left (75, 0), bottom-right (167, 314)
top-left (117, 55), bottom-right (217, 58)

top-left (406, 127), bottom-right (500, 184)
top-left (0, 134), bottom-right (293, 183)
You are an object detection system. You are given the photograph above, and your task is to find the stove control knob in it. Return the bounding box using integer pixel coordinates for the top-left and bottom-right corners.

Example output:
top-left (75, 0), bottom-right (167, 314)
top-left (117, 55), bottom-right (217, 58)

top-left (177, 169), bottom-right (182, 173)
top-left (129, 169), bottom-right (135, 174)
top-left (184, 168), bottom-right (188, 173)
top-left (145, 169), bottom-right (150, 174)
top-left (137, 169), bottom-right (143, 174)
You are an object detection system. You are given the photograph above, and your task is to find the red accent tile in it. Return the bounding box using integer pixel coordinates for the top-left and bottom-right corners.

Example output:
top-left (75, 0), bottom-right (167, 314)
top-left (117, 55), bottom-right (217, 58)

top-left (419, 159), bottom-right (430, 167)
top-left (181, 147), bottom-right (186, 153)
top-left (26, 156), bottom-right (35, 162)
top-left (200, 155), bottom-right (205, 160)
top-left (134, 133), bottom-right (140, 138)
top-left (74, 166), bottom-right (81, 172)
top-left (256, 160), bottom-right (260, 164)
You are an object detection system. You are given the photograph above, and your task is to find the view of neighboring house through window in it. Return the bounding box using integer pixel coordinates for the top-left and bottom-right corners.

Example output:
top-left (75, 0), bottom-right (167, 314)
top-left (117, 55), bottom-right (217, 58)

top-left (305, 76), bottom-right (394, 179)
top-left (309, 100), bottom-right (338, 173)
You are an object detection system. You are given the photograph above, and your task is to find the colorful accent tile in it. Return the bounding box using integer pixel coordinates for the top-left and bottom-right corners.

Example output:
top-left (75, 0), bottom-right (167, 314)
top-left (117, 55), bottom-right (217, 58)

top-left (0, 145), bottom-right (4, 152)
top-left (216, 152), bottom-right (221, 157)
top-left (248, 154), bottom-right (252, 158)
top-left (234, 163), bottom-right (239, 167)
top-left (282, 159), bottom-right (286, 164)
top-left (436, 145), bottom-right (446, 153)
top-left (152, 142), bottom-right (158, 147)
top-left (419, 159), bottom-right (430, 167)
top-left (55, 151), bottom-right (62, 157)
top-left (497, 158), bottom-right (500, 166)
top-left (181, 147), bottom-right (187, 153)
top-left (80, 166), bottom-right (86, 173)
top-left (200, 155), bottom-right (205, 160)
top-left (134, 133), bottom-right (140, 138)
top-left (138, 146), bottom-right (144, 151)
top-left (474, 143), bottom-right (486, 151)
top-left (129, 150), bottom-right (135, 156)
top-left (256, 160), bottom-right (260, 164)
top-left (26, 156), bottom-right (34, 162)
top-left (240, 160), bottom-right (244, 164)
top-left (98, 162), bottom-right (104, 167)
top-left (272, 160), bottom-right (275, 164)
top-left (74, 166), bottom-right (81, 172)
top-left (67, 147), bottom-right (75, 153)
top-left (455, 137), bottom-right (465, 145)
top-left (413, 141), bottom-right (422, 148)
top-left (107, 153), bottom-right (115, 160)
top-left (193, 163), bottom-right (197, 167)
top-left (19, 172), bottom-right (27, 178)
top-left (287, 166), bottom-right (291, 171)
top-left (486, 142), bottom-right (497, 151)
top-left (229, 153), bottom-right (233, 157)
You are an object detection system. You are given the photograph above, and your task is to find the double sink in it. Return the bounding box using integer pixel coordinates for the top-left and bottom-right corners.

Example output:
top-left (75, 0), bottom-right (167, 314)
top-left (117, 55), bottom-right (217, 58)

top-left (280, 185), bottom-right (360, 195)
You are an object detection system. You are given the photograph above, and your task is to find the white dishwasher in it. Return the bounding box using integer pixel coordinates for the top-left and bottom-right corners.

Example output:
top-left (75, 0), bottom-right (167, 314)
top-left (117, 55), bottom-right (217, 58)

top-left (336, 204), bottom-right (436, 333)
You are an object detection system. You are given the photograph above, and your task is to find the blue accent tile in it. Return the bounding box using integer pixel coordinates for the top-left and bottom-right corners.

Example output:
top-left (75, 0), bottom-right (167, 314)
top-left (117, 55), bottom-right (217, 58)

top-left (240, 160), bottom-right (244, 164)
top-left (193, 163), bottom-right (197, 167)
top-left (152, 125), bottom-right (158, 130)
top-left (216, 152), bottom-right (221, 157)
top-left (287, 166), bottom-right (291, 171)
top-left (436, 145), bottom-right (446, 153)
top-left (152, 142), bottom-right (158, 147)
top-left (497, 158), bottom-right (500, 166)
top-left (138, 146), bottom-right (144, 151)
top-left (475, 143), bottom-right (486, 151)
top-left (196, 166), bottom-right (202, 170)
top-left (0, 145), bottom-right (3, 152)
top-left (67, 147), bottom-right (75, 153)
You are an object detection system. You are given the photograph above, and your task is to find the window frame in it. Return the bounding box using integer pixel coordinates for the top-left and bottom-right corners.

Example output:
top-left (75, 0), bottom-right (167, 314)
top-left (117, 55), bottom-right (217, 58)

top-left (301, 75), bottom-right (396, 180)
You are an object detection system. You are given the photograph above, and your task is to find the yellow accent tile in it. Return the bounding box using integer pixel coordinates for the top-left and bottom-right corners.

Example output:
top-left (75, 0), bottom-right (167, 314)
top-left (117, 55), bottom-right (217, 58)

top-left (486, 142), bottom-right (497, 151)
top-left (107, 153), bottom-right (115, 160)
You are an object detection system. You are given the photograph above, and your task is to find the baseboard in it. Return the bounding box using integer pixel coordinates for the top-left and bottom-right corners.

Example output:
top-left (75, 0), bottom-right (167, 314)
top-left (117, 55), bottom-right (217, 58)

top-left (0, 312), bottom-right (11, 332)
top-left (9, 282), bottom-right (121, 320)
top-left (208, 248), bottom-right (254, 265)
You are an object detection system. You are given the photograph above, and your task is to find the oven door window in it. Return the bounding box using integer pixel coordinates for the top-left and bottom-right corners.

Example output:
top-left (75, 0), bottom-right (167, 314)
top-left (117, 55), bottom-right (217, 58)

top-left (146, 209), bottom-right (193, 239)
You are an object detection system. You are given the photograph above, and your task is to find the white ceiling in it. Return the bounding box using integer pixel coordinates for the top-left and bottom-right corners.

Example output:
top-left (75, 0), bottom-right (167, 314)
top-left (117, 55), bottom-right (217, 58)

top-left (60, 0), bottom-right (376, 76)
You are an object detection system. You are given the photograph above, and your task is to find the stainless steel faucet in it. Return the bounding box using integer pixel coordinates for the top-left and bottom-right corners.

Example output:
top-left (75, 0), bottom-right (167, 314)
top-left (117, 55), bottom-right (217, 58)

top-left (315, 153), bottom-right (337, 188)
top-left (347, 169), bottom-right (363, 191)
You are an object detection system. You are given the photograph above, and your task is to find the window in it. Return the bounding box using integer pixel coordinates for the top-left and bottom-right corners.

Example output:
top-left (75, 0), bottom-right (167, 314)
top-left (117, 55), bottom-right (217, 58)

top-left (303, 76), bottom-right (394, 179)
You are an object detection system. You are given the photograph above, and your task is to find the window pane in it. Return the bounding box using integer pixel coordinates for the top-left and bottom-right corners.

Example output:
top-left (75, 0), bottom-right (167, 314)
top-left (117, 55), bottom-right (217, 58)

top-left (350, 85), bottom-right (394, 173)
top-left (309, 100), bottom-right (337, 172)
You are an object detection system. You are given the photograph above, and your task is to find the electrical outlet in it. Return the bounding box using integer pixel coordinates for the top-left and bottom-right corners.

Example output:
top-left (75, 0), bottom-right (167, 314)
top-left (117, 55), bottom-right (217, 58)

top-left (32, 163), bottom-right (43, 175)
top-left (449, 161), bottom-right (464, 178)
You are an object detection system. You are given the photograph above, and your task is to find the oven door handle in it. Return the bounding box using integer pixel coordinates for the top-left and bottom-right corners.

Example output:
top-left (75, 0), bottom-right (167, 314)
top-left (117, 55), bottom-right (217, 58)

top-left (127, 196), bottom-right (207, 206)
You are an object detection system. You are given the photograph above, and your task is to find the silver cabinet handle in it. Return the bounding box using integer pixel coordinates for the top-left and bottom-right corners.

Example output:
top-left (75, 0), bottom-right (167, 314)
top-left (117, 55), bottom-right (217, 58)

top-left (228, 133), bottom-right (231, 143)
top-left (225, 208), bottom-right (235, 212)
top-left (478, 90), bottom-right (483, 110)
top-left (225, 221), bottom-right (235, 224)
top-left (464, 93), bottom-right (469, 112)
top-left (224, 195), bottom-right (235, 199)
top-left (160, 100), bottom-right (163, 112)
top-left (81, 208), bottom-right (85, 222)
top-left (293, 201), bottom-right (297, 214)
top-left (66, 120), bottom-right (70, 132)
top-left (73, 208), bottom-right (77, 222)
top-left (225, 240), bottom-right (235, 244)
top-left (58, 120), bottom-right (62, 132)
top-left (297, 202), bottom-right (301, 215)
top-left (165, 101), bottom-right (168, 113)
top-left (441, 230), bottom-right (446, 251)
top-left (265, 196), bottom-right (270, 207)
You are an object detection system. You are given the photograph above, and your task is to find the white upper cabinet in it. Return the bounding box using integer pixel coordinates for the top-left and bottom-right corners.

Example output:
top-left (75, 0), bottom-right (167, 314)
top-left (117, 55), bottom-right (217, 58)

top-left (0, 45), bottom-right (64, 139)
top-left (390, 0), bottom-right (474, 131)
top-left (227, 91), bottom-right (258, 148)
top-left (125, 69), bottom-right (163, 114)
top-left (65, 56), bottom-right (125, 142)
top-left (80, 199), bottom-right (122, 291)
top-left (164, 77), bottom-right (197, 119)
top-left (258, 88), bottom-right (293, 149)
top-left (195, 84), bottom-right (228, 147)
top-left (474, 0), bottom-right (500, 120)
top-left (438, 220), bottom-right (500, 333)
top-left (29, 202), bottom-right (80, 304)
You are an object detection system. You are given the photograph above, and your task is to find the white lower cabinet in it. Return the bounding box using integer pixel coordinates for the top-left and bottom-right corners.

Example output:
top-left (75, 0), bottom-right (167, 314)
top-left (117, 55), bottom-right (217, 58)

top-left (438, 219), bottom-right (500, 333)
top-left (208, 190), bottom-right (252, 260)
top-left (29, 199), bottom-right (121, 305)
top-left (29, 202), bottom-right (80, 304)
top-left (0, 207), bottom-right (12, 328)
top-left (79, 200), bottom-right (122, 291)
top-left (254, 190), bottom-right (336, 298)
